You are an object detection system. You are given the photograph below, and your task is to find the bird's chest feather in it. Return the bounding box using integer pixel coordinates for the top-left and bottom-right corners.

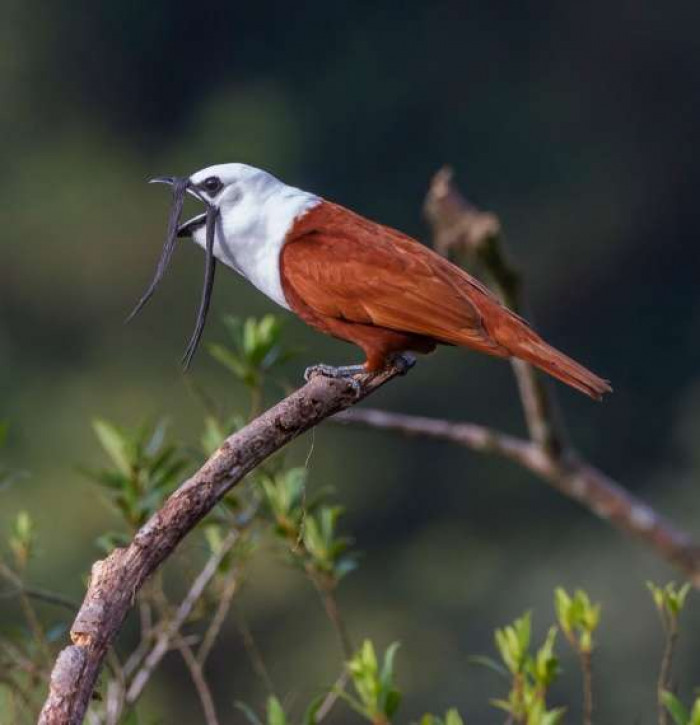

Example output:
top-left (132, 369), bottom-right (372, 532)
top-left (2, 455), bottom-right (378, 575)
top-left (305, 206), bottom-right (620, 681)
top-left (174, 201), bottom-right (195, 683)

top-left (193, 193), bottom-right (319, 310)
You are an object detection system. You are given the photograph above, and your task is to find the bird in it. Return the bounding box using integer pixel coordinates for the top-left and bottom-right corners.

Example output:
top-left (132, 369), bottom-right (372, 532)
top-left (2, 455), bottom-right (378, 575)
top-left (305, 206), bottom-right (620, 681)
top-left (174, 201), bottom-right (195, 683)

top-left (129, 163), bottom-right (611, 400)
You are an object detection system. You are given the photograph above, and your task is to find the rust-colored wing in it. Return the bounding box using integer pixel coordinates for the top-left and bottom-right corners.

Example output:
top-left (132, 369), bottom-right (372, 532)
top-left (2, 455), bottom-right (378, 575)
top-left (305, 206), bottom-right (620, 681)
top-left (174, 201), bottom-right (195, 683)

top-left (280, 201), bottom-right (509, 356)
top-left (281, 201), bottom-right (612, 399)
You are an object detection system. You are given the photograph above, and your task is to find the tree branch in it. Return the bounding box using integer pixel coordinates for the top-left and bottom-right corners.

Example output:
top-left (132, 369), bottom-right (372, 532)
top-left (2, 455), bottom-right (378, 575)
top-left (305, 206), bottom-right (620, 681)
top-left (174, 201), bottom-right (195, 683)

top-left (338, 168), bottom-right (700, 584)
top-left (38, 365), bottom-right (404, 725)
top-left (424, 166), bottom-right (565, 454)
top-left (336, 389), bottom-right (700, 581)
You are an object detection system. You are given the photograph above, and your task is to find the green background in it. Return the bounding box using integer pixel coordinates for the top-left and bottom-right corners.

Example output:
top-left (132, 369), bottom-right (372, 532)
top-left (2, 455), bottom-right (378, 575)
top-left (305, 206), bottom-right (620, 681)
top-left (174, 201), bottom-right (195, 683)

top-left (2, 1), bottom-right (700, 721)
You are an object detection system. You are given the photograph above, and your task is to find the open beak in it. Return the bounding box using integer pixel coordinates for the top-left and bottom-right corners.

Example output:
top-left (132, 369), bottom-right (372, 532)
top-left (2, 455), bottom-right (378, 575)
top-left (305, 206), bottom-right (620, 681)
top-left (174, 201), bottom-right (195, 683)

top-left (128, 174), bottom-right (219, 369)
top-left (148, 176), bottom-right (209, 237)
top-left (176, 212), bottom-right (207, 238)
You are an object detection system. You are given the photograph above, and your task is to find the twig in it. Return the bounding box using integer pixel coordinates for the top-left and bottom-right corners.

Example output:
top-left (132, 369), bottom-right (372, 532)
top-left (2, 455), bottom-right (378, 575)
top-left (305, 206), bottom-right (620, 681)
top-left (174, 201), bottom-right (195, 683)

top-left (197, 565), bottom-right (241, 668)
top-left (0, 635), bottom-right (48, 682)
top-left (657, 616), bottom-right (678, 725)
top-left (175, 636), bottom-right (220, 725)
top-left (313, 577), bottom-right (353, 660)
top-left (125, 529), bottom-right (239, 704)
top-left (104, 674), bottom-right (124, 725)
top-left (335, 408), bottom-right (700, 584)
top-left (424, 166), bottom-right (564, 455)
top-left (337, 168), bottom-right (700, 585)
top-left (0, 585), bottom-right (79, 612)
top-left (0, 671), bottom-right (34, 713)
top-left (39, 364), bottom-right (403, 725)
top-left (0, 561), bottom-right (54, 668)
top-left (233, 606), bottom-right (274, 693)
top-left (314, 670), bottom-right (350, 723)
top-left (121, 637), bottom-right (150, 681)
top-left (580, 649), bottom-right (593, 725)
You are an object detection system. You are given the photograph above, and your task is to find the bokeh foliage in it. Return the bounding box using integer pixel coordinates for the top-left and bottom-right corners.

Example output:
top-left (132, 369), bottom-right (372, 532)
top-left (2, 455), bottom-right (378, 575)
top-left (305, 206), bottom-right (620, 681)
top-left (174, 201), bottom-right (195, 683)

top-left (2, 2), bottom-right (700, 720)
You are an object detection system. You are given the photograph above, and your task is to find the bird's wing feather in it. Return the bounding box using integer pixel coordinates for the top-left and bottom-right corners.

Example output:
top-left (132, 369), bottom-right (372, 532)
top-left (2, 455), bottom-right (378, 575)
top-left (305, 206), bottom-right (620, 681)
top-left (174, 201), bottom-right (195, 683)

top-left (281, 202), bottom-right (507, 354)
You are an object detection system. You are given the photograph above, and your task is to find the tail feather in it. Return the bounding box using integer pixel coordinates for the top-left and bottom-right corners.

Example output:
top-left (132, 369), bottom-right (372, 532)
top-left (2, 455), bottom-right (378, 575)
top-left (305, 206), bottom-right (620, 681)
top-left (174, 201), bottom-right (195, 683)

top-left (490, 317), bottom-right (612, 401)
top-left (509, 336), bottom-right (612, 401)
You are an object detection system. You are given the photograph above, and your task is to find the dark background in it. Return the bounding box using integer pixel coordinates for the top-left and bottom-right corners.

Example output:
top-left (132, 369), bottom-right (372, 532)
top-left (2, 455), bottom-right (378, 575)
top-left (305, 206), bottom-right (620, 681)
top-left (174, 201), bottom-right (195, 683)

top-left (2, 1), bottom-right (700, 721)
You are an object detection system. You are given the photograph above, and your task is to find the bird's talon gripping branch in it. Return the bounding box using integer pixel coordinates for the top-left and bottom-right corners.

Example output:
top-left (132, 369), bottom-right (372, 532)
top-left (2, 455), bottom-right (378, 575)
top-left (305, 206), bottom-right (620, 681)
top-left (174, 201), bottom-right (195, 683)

top-left (389, 352), bottom-right (416, 376)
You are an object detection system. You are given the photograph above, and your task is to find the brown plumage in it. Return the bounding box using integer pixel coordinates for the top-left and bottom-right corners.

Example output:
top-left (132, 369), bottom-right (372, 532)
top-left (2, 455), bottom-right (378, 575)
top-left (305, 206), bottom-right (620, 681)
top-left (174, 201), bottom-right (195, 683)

top-left (281, 201), bottom-right (611, 400)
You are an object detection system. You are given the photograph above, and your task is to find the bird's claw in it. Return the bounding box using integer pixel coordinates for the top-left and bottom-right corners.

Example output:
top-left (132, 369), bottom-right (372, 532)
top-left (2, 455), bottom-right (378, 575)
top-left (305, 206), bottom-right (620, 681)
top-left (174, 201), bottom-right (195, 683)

top-left (390, 352), bottom-right (416, 376)
top-left (304, 354), bottom-right (416, 384)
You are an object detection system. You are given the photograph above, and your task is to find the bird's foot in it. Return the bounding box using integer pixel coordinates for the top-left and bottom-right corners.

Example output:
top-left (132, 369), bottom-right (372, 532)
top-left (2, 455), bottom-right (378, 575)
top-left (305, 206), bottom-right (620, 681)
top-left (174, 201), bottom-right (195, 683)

top-left (389, 352), bottom-right (416, 376)
top-left (303, 354), bottom-right (415, 394)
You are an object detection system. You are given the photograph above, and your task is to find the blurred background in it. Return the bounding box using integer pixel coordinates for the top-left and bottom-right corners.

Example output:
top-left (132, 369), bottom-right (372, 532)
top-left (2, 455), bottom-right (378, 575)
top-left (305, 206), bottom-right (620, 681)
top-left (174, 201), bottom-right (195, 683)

top-left (2, 1), bottom-right (700, 721)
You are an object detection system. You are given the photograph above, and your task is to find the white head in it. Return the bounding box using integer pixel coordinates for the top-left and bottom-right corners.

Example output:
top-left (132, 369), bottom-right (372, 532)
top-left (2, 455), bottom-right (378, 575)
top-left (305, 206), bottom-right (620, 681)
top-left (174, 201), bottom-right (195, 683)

top-left (178, 163), bottom-right (316, 240)
top-left (130, 163), bottom-right (319, 368)
top-left (186, 163), bottom-right (289, 215)
top-left (178, 163), bottom-right (320, 309)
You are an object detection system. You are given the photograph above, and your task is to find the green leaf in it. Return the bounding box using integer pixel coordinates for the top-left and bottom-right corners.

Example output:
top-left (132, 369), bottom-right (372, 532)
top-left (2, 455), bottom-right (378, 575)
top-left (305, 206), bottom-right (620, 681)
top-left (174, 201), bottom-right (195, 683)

top-left (648, 581), bottom-right (692, 620)
top-left (663, 691), bottom-right (690, 725)
top-left (445, 708), bottom-right (465, 725)
top-left (209, 343), bottom-right (250, 380)
top-left (689, 696), bottom-right (700, 725)
top-left (93, 419), bottom-right (132, 475)
top-left (538, 707), bottom-right (566, 725)
top-left (380, 641), bottom-right (400, 692)
top-left (243, 317), bottom-right (259, 356)
top-left (468, 654), bottom-right (509, 679)
top-left (9, 510), bottom-right (36, 567)
top-left (302, 693), bottom-right (327, 725)
top-left (266, 696), bottom-right (287, 725)
top-left (144, 418), bottom-right (169, 457)
top-left (554, 587), bottom-right (573, 634)
top-left (384, 689), bottom-right (401, 718)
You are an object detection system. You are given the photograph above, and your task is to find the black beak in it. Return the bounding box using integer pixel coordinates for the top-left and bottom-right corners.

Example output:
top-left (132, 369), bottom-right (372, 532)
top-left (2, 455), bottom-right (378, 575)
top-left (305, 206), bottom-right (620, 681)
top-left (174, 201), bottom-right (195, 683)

top-left (127, 173), bottom-right (219, 370)
top-left (176, 212), bottom-right (207, 238)
top-left (150, 176), bottom-right (208, 237)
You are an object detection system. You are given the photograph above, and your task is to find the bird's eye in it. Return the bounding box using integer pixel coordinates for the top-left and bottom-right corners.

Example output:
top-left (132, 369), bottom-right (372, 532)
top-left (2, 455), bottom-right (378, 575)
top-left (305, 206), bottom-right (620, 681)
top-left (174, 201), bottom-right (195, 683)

top-left (200, 176), bottom-right (223, 195)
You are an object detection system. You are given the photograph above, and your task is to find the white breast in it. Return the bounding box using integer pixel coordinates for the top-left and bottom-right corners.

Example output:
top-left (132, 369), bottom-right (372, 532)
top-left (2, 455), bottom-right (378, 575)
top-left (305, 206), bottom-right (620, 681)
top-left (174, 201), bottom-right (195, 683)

top-left (192, 179), bottom-right (320, 310)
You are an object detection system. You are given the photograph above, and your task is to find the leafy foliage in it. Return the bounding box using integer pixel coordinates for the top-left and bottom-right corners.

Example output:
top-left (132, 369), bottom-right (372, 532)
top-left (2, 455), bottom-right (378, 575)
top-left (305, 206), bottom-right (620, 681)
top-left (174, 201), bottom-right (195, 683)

top-left (419, 709), bottom-right (465, 725)
top-left (237, 694), bottom-right (324, 725)
top-left (259, 466), bottom-right (358, 585)
top-left (1, 315), bottom-right (700, 724)
top-left (554, 588), bottom-right (601, 654)
top-left (8, 511), bottom-right (36, 571)
top-left (490, 612), bottom-right (563, 724)
top-left (85, 418), bottom-right (189, 534)
top-left (663, 691), bottom-right (700, 725)
top-left (340, 640), bottom-right (402, 724)
top-left (209, 314), bottom-right (296, 390)
top-left (648, 581), bottom-right (692, 624)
